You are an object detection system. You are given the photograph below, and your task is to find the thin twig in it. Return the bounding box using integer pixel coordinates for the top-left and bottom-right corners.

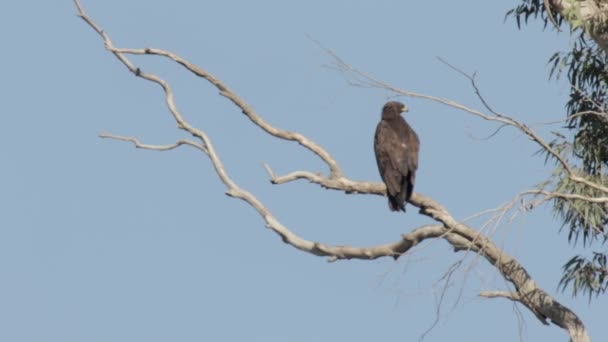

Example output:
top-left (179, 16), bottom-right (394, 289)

top-left (99, 133), bottom-right (206, 152)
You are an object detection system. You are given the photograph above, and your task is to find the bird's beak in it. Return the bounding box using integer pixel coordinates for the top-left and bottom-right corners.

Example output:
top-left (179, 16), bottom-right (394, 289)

top-left (401, 105), bottom-right (409, 113)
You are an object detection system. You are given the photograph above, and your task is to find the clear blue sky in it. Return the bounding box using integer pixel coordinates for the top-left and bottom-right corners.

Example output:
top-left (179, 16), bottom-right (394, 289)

top-left (1, 1), bottom-right (605, 341)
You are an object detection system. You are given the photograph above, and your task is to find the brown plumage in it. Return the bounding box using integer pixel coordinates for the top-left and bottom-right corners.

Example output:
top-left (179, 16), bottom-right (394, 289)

top-left (374, 101), bottom-right (420, 212)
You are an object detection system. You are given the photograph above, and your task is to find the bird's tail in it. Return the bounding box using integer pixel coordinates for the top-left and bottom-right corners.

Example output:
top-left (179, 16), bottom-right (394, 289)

top-left (388, 196), bottom-right (406, 212)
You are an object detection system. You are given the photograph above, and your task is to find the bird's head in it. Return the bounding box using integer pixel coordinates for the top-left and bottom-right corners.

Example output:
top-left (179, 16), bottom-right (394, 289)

top-left (381, 101), bottom-right (408, 120)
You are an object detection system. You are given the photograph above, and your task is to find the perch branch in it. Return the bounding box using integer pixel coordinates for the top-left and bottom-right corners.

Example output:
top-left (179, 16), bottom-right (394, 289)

top-left (75, 2), bottom-right (589, 341)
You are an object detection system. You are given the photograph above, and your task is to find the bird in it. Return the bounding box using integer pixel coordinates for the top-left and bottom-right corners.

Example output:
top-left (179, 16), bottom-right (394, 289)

top-left (374, 101), bottom-right (420, 212)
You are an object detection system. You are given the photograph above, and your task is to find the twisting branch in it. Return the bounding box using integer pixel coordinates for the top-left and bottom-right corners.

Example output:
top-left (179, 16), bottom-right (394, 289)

top-left (106, 49), bottom-right (344, 179)
top-left (75, 1), bottom-right (590, 341)
top-left (74, 0), bottom-right (420, 262)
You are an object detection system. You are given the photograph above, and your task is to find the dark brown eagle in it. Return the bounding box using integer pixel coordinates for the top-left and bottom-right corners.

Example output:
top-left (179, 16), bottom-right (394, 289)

top-left (374, 101), bottom-right (420, 212)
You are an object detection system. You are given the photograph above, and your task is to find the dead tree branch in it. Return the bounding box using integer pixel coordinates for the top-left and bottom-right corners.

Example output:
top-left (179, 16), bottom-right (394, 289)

top-left (99, 133), bottom-right (206, 152)
top-left (75, 1), bottom-right (589, 341)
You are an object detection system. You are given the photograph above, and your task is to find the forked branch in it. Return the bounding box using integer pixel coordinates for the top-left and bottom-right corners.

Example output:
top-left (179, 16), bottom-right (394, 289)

top-left (75, 1), bottom-right (589, 341)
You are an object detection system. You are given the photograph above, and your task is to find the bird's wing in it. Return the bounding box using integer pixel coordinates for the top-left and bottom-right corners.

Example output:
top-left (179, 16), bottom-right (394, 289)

top-left (396, 122), bottom-right (419, 200)
top-left (374, 121), bottom-right (404, 197)
top-left (405, 129), bottom-right (420, 174)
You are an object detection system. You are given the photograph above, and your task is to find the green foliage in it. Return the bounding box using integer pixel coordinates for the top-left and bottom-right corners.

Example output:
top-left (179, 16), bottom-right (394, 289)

top-left (560, 253), bottom-right (608, 300)
top-left (505, 0), bottom-right (564, 29)
top-left (553, 168), bottom-right (607, 245)
top-left (508, 0), bottom-right (608, 298)
top-left (548, 35), bottom-right (608, 176)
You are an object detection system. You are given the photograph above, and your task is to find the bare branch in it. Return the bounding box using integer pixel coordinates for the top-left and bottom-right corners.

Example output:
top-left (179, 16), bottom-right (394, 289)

top-left (531, 110), bottom-right (608, 126)
top-left (466, 123), bottom-right (509, 141)
top-left (527, 189), bottom-right (608, 204)
top-left (112, 48), bottom-right (344, 179)
top-left (480, 290), bottom-right (521, 301)
top-left (76, 2), bottom-right (590, 341)
top-left (74, 0), bottom-right (416, 263)
top-left (99, 133), bottom-right (206, 152)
